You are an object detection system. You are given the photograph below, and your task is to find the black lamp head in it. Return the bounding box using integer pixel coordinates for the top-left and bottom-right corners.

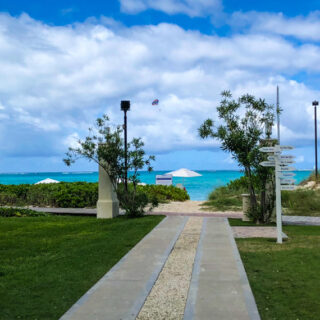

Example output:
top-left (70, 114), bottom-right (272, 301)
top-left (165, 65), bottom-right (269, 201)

top-left (312, 100), bottom-right (319, 107)
top-left (121, 100), bottom-right (130, 112)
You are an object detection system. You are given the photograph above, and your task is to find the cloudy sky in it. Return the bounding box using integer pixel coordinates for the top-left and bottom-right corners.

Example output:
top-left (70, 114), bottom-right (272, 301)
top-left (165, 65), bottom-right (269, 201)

top-left (0, 0), bottom-right (319, 172)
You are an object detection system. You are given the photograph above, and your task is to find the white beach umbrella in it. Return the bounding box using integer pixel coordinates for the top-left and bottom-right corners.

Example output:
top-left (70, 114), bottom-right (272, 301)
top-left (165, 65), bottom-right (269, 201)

top-left (166, 168), bottom-right (202, 178)
top-left (166, 168), bottom-right (201, 187)
top-left (35, 178), bottom-right (60, 184)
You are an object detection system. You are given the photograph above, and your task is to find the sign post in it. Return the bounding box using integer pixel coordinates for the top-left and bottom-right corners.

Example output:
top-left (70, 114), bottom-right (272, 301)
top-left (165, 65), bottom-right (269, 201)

top-left (260, 145), bottom-right (295, 244)
top-left (275, 150), bottom-right (283, 244)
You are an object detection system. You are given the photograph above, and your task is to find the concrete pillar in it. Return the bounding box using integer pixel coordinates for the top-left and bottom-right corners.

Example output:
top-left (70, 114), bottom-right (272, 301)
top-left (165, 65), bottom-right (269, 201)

top-left (97, 164), bottom-right (119, 219)
top-left (241, 194), bottom-right (251, 221)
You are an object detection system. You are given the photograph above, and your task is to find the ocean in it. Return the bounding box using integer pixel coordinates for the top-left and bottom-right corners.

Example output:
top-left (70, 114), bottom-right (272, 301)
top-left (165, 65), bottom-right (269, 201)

top-left (0, 170), bottom-right (312, 201)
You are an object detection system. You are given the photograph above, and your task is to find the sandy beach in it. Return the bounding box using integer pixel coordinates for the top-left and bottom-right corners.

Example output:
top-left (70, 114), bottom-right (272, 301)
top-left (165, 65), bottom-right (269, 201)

top-left (152, 200), bottom-right (242, 216)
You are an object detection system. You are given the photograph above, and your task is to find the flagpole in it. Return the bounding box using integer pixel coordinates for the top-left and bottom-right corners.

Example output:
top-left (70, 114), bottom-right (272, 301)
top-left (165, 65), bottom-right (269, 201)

top-left (277, 86), bottom-right (280, 143)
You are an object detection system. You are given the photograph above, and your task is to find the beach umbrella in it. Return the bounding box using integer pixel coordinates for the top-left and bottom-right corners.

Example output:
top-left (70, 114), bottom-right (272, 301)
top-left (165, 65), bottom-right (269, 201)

top-left (165, 168), bottom-right (201, 186)
top-left (166, 168), bottom-right (202, 178)
top-left (35, 178), bottom-right (60, 184)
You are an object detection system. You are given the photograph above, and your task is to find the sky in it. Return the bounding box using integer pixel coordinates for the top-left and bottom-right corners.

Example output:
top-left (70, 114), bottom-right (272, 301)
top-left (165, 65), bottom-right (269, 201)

top-left (0, 0), bottom-right (320, 172)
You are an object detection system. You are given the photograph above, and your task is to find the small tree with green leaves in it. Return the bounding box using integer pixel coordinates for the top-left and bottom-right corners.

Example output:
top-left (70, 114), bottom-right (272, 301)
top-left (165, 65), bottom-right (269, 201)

top-left (199, 91), bottom-right (275, 223)
top-left (64, 114), bottom-right (158, 217)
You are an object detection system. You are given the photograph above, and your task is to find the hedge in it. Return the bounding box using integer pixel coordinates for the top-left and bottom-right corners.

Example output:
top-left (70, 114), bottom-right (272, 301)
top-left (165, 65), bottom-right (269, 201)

top-left (0, 207), bottom-right (48, 217)
top-left (0, 182), bottom-right (189, 208)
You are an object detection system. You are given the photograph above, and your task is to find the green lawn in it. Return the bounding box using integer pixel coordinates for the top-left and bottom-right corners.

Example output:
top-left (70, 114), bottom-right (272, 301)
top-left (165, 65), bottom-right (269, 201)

top-left (0, 215), bottom-right (164, 320)
top-left (236, 225), bottom-right (320, 320)
top-left (228, 218), bottom-right (275, 227)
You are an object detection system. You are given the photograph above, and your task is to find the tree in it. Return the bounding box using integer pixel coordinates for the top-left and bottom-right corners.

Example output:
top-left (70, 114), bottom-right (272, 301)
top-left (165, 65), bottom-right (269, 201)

top-left (63, 114), bottom-right (157, 217)
top-left (199, 91), bottom-right (275, 223)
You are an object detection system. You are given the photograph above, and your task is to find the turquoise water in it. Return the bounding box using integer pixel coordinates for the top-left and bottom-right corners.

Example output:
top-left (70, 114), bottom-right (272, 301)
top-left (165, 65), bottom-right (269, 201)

top-left (0, 170), bottom-right (312, 200)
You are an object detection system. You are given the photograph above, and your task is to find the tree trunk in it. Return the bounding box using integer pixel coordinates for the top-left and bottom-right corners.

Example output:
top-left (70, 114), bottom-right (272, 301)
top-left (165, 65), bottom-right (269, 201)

top-left (246, 166), bottom-right (257, 211)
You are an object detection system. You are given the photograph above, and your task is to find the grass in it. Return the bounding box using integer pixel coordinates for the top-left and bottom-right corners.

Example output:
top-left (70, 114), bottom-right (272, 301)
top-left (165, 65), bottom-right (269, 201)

top-left (0, 215), bottom-right (164, 320)
top-left (236, 225), bottom-right (320, 320)
top-left (203, 184), bottom-right (320, 216)
top-left (228, 218), bottom-right (275, 227)
top-left (282, 189), bottom-right (320, 216)
top-left (201, 186), bottom-right (243, 211)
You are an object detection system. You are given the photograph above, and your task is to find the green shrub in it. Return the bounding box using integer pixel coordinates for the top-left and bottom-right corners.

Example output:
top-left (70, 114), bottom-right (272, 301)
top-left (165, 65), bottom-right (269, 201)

top-left (0, 207), bottom-right (48, 217)
top-left (138, 184), bottom-right (189, 202)
top-left (0, 182), bottom-right (188, 208)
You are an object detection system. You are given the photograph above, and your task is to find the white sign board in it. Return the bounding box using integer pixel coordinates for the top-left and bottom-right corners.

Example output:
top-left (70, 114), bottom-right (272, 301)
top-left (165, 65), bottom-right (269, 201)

top-left (278, 166), bottom-right (295, 171)
top-left (279, 172), bottom-right (296, 178)
top-left (156, 174), bottom-right (172, 186)
top-left (280, 185), bottom-right (296, 191)
top-left (280, 159), bottom-right (295, 164)
top-left (260, 147), bottom-right (276, 152)
top-left (280, 155), bottom-right (295, 160)
top-left (260, 161), bottom-right (275, 167)
top-left (280, 145), bottom-right (294, 150)
top-left (280, 179), bottom-right (296, 184)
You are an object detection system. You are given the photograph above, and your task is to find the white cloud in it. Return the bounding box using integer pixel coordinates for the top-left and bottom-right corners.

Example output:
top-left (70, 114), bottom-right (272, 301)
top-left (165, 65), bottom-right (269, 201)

top-left (230, 11), bottom-right (320, 41)
top-left (296, 155), bottom-right (305, 163)
top-left (64, 132), bottom-right (81, 149)
top-left (0, 13), bottom-right (319, 161)
top-left (119, 0), bottom-right (222, 17)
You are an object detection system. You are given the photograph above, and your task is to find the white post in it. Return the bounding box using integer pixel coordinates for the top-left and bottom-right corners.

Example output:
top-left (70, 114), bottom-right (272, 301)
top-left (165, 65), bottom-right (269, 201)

top-left (275, 147), bottom-right (283, 244)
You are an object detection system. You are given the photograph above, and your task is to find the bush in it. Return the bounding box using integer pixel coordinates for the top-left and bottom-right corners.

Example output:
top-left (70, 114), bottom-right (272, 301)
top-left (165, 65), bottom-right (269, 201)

top-left (0, 182), bottom-right (189, 208)
top-left (0, 207), bottom-right (48, 217)
top-left (138, 184), bottom-right (189, 202)
top-left (117, 185), bottom-right (158, 217)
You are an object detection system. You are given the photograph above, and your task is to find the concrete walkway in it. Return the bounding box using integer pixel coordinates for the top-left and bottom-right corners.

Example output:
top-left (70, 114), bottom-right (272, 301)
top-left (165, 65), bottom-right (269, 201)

top-left (282, 215), bottom-right (320, 226)
top-left (60, 216), bottom-right (260, 320)
top-left (184, 218), bottom-right (259, 320)
top-left (60, 216), bottom-right (187, 320)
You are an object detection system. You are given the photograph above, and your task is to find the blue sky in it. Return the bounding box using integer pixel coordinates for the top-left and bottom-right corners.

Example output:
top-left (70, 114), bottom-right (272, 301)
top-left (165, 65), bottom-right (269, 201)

top-left (0, 0), bottom-right (319, 172)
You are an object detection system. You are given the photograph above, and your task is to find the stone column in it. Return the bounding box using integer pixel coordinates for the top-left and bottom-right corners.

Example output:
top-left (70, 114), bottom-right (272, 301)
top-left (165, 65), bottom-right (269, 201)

top-left (97, 164), bottom-right (119, 219)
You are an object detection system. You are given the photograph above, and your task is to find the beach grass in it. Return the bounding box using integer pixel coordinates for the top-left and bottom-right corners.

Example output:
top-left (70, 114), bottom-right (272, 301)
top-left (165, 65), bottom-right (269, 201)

top-left (282, 189), bottom-right (320, 216)
top-left (0, 215), bottom-right (164, 320)
top-left (236, 225), bottom-right (320, 320)
top-left (201, 186), bottom-right (243, 211)
top-left (203, 184), bottom-right (320, 216)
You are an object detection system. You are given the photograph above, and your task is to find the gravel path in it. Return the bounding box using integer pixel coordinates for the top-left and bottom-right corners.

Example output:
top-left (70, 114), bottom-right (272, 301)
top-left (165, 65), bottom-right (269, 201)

top-left (137, 217), bottom-right (203, 320)
top-left (232, 227), bottom-right (288, 239)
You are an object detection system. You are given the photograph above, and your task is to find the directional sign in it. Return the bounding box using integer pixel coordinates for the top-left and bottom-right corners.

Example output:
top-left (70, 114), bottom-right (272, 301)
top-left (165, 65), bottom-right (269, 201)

top-left (280, 159), bottom-right (295, 164)
top-left (280, 179), bottom-right (296, 184)
top-left (279, 172), bottom-right (296, 178)
top-left (280, 155), bottom-right (295, 160)
top-left (278, 166), bottom-right (295, 171)
top-left (260, 161), bottom-right (275, 167)
top-left (281, 185), bottom-right (296, 191)
top-left (280, 145), bottom-right (294, 150)
top-left (260, 147), bottom-right (276, 153)
top-left (268, 156), bottom-right (276, 161)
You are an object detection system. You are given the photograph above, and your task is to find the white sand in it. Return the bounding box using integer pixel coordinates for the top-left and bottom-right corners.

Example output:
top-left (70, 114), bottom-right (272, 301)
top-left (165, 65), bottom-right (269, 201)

top-left (152, 200), bottom-right (242, 216)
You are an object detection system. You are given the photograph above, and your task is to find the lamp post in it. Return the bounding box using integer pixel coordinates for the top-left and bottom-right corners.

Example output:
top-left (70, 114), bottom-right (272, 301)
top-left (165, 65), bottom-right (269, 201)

top-left (121, 100), bottom-right (130, 191)
top-left (313, 100), bottom-right (319, 182)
